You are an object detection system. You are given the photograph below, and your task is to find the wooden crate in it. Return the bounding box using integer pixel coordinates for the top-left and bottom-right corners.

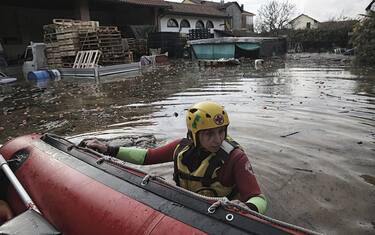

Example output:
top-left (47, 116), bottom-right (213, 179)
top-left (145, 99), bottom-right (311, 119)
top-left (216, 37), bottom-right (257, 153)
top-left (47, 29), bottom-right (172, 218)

top-left (60, 50), bottom-right (78, 57)
top-left (56, 32), bottom-right (79, 41)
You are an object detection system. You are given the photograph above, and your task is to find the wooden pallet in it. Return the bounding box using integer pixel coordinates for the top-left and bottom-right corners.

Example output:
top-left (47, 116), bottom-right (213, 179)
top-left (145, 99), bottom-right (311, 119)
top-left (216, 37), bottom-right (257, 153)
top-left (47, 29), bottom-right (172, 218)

top-left (73, 50), bottom-right (101, 68)
top-left (46, 52), bottom-right (61, 58)
top-left (57, 33), bottom-right (79, 41)
top-left (98, 26), bottom-right (118, 32)
top-left (53, 19), bottom-right (99, 28)
top-left (60, 51), bottom-right (78, 57)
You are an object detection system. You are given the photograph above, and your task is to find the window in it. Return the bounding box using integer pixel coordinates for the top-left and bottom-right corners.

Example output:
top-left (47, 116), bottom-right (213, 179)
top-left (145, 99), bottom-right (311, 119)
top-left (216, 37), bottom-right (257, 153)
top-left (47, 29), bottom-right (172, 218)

top-left (196, 20), bottom-right (204, 29)
top-left (180, 19), bottom-right (190, 28)
top-left (24, 48), bottom-right (33, 61)
top-left (206, 20), bottom-right (214, 29)
top-left (306, 22), bottom-right (311, 29)
top-left (167, 18), bottom-right (178, 28)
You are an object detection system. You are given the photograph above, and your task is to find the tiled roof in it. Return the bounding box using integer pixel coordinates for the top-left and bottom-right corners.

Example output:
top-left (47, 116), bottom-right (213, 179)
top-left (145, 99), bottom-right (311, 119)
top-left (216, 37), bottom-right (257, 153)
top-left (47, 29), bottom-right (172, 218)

top-left (184, 1), bottom-right (255, 15)
top-left (121, 0), bottom-right (170, 7)
top-left (166, 2), bottom-right (229, 18)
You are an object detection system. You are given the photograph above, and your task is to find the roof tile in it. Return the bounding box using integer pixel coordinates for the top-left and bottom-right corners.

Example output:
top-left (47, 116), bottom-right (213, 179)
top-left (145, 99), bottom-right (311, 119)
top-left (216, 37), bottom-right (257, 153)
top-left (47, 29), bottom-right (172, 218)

top-left (124, 0), bottom-right (170, 7)
top-left (166, 2), bottom-right (229, 17)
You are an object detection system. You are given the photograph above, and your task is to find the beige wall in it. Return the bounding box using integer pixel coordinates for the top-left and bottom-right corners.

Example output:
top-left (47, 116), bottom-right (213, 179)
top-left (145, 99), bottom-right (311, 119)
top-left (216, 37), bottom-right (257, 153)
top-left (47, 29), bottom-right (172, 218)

top-left (289, 15), bottom-right (319, 30)
top-left (160, 15), bottom-right (224, 34)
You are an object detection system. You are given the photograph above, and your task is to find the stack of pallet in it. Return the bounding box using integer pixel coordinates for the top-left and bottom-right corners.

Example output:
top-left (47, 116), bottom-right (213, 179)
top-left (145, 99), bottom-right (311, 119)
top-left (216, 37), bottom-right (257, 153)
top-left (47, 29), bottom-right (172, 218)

top-left (44, 19), bottom-right (98, 68)
top-left (44, 19), bottom-right (133, 68)
top-left (188, 29), bottom-right (211, 40)
top-left (125, 38), bottom-right (147, 59)
top-left (80, 26), bottom-right (132, 65)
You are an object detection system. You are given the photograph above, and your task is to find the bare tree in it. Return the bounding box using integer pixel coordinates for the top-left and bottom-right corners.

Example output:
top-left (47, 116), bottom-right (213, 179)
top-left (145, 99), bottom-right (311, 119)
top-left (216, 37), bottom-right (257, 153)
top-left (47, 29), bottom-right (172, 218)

top-left (256, 0), bottom-right (296, 34)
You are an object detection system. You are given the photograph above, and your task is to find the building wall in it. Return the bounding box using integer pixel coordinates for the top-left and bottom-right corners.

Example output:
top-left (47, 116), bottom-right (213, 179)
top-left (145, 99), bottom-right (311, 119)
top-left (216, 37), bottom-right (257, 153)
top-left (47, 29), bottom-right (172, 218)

top-left (289, 15), bottom-right (319, 30)
top-left (160, 15), bottom-right (224, 34)
top-left (242, 14), bottom-right (254, 31)
top-left (0, 6), bottom-right (75, 62)
top-left (91, 5), bottom-right (157, 37)
top-left (93, 5), bottom-right (156, 26)
top-left (225, 4), bottom-right (242, 30)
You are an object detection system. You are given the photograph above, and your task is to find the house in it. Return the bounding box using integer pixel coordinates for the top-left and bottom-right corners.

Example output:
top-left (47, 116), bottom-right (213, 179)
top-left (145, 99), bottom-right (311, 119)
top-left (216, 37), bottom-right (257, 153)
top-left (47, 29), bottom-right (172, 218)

top-left (366, 0), bottom-right (375, 13)
top-left (159, 2), bottom-right (229, 34)
top-left (241, 10), bottom-right (255, 32)
top-left (288, 14), bottom-right (319, 30)
top-left (182, 0), bottom-right (255, 31)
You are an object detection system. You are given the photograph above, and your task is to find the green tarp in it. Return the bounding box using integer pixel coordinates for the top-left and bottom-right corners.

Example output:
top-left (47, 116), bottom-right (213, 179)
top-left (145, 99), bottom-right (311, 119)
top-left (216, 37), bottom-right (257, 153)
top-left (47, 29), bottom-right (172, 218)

top-left (192, 43), bottom-right (260, 59)
top-left (193, 44), bottom-right (235, 59)
top-left (236, 43), bottom-right (260, 51)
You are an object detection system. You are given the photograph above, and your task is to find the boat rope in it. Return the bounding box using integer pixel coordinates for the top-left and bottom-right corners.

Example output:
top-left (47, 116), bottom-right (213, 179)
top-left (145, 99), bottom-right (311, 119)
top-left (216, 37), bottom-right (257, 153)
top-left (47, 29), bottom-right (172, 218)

top-left (141, 174), bottom-right (152, 186)
top-left (207, 197), bottom-right (230, 214)
top-left (206, 198), bottom-right (323, 235)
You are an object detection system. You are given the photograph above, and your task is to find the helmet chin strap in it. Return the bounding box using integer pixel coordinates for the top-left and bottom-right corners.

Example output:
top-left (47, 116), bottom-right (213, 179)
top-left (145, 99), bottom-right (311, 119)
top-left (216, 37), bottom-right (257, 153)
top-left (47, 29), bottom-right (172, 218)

top-left (187, 130), bottom-right (201, 148)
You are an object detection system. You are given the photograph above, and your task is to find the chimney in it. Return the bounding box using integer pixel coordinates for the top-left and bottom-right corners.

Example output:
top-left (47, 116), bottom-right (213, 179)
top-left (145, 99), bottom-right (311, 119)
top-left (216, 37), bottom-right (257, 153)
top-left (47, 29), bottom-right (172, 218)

top-left (241, 4), bottom-right (244, 10)
top-left (220, 0), bottom-right (224, 5)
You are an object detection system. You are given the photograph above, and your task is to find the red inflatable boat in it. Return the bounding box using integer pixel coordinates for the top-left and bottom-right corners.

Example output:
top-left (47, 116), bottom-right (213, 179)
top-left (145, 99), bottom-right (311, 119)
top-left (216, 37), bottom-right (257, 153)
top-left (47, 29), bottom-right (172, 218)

top-left (0, 133), bottom-right (320, 235)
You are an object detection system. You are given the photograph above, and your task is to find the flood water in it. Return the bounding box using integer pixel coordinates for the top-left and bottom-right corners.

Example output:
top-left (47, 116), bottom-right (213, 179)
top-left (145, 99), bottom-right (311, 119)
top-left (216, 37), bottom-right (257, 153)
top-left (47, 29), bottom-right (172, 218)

top-left (1, 53), bottom-right (374, 234)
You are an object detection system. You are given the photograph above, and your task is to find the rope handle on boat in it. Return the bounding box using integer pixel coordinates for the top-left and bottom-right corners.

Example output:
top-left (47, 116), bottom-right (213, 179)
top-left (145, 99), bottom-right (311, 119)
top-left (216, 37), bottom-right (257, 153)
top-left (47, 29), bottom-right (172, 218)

top-left (141, 174), bottom-right (166, 186)
top-left (141, 175), bottom-right (152, 186)
top-left (207, 197), bottom-right (322, 235)
top-left (207, 197), bottom-right (229, 214)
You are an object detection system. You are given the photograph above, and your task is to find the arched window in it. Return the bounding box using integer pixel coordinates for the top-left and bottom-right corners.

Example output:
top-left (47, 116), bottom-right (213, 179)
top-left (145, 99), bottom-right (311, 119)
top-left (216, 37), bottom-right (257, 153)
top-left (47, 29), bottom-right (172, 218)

top-left (180, 19), bottom-right (190, 28)
top-left (196, 20), bottom-right (204, 29)
top-left (206, 20), bottom-right (214, 29)
top-left (167, 18), bottom-right (178, 28)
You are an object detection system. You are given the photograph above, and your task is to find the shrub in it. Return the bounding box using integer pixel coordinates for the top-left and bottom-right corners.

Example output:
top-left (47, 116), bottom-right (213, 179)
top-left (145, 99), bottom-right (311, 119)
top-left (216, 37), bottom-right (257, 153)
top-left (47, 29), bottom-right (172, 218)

top-left (351, 12), bottom-right (375, 66)
top-left (285, 20), bottom-right (357, 52)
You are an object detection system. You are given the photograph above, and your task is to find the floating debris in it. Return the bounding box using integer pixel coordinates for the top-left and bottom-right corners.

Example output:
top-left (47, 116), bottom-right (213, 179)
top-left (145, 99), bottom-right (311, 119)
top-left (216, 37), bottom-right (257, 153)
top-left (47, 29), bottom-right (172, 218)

top-left (280, 131), bottom-right (300, 138)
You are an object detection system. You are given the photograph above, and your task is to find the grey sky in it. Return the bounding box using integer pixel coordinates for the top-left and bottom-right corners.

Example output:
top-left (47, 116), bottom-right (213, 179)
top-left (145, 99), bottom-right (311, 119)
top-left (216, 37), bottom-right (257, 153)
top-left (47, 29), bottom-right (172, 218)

top-left (170, 0), bottom-right (370, 22)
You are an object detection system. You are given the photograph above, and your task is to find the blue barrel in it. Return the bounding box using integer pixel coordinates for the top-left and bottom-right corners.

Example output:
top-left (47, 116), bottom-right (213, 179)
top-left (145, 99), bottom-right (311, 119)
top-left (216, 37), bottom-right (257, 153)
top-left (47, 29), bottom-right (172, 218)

top-left (27, 70), bottom-right (52, 80)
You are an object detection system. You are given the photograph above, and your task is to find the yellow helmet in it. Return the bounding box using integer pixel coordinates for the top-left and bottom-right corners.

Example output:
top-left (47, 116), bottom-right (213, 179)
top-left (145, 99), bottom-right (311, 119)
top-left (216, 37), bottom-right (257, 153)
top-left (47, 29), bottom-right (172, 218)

top-left (186, 101), bottom-right (229, 146)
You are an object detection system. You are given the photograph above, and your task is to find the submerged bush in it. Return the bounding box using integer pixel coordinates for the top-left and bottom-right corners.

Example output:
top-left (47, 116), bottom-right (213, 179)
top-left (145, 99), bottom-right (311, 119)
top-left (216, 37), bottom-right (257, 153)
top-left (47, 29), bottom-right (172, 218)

top-left (287, 20), bottom-right (357, 52)
top-left (351, 12), bottom-right (375, 66)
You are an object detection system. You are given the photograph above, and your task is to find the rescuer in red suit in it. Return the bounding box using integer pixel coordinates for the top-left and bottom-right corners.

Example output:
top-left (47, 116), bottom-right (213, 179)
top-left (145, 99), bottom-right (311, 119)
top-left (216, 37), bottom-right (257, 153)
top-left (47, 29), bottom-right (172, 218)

top-left (85, 101), bottom-right (267, 214)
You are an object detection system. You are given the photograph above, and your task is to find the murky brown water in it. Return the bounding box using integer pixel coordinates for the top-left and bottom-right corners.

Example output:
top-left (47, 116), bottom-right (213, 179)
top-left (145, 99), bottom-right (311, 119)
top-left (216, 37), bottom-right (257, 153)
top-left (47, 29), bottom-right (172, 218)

top-left (1, 53), bottom-right (375, 234)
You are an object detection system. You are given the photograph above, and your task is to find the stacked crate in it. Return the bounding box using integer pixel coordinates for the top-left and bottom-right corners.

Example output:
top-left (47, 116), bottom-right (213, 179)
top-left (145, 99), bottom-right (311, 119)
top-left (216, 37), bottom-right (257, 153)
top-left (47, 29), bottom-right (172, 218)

top-left (188, 29), bottom-right (211, 40)
top-left (80, 26), bottom-right (132, 65)
top-left (44, 19), bottom-right (98, 68)
top-left (98, 26), bottom-right (126, 65)
top-left (125, 38), bottom-right (147, 60)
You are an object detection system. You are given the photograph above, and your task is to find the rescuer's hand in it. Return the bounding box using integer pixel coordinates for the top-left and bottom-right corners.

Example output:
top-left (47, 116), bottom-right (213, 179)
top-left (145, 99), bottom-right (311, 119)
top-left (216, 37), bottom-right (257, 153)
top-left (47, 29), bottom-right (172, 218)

top-left (229, 200), bottom-right (258, 212)
top-left (82, 139), bottom-right (108, 154)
